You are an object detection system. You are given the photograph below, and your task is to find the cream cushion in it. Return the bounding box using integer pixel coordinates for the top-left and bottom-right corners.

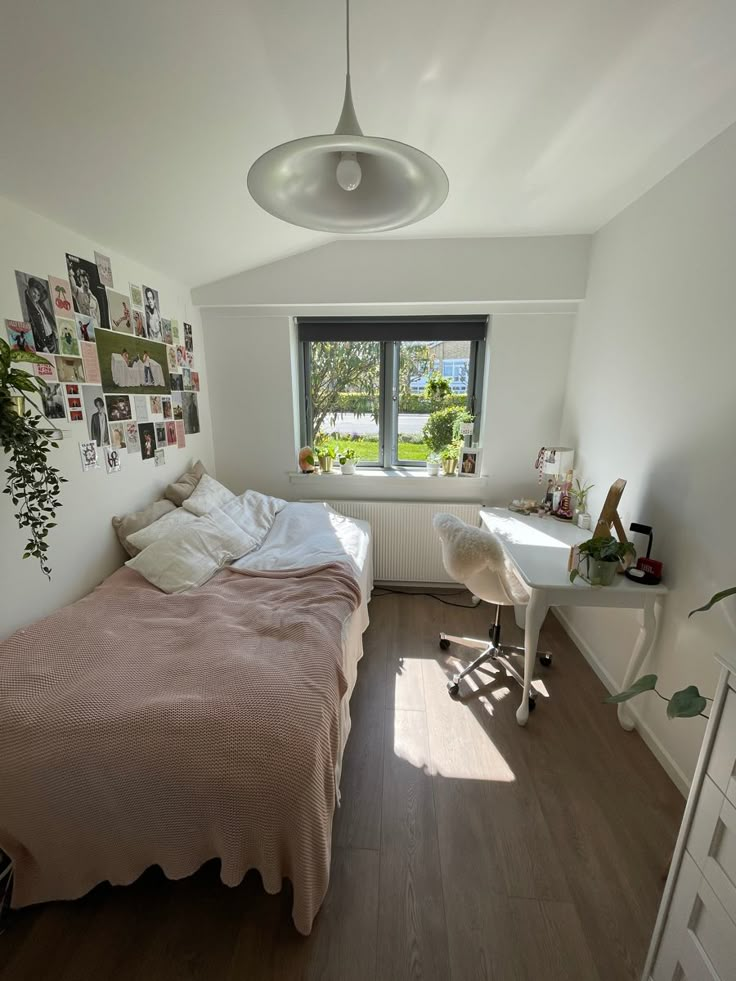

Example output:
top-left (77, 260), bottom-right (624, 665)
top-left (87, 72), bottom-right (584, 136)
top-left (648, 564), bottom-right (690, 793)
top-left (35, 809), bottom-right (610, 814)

top-left (112, 499), bottom-right (177, 557)
top-left (163, 460), bottom-right (207, 507)
top-left (126, 508), bottom-right (256, 594)
top-left (182, 474), bottom-right (236, 517)
top-left (126, 507), bottom-right (200, 552)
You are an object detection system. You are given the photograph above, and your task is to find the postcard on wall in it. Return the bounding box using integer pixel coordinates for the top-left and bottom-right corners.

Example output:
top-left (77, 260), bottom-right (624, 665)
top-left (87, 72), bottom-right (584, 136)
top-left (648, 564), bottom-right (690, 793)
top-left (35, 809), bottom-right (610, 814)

top-left (15, 271), bottom-right (58, 354)
top-left (170, 319), bottom-right (180, 346)
top-left (79, 440), bottom-right (99, 472)
top-left (149, 394), bottom-right (162, 416)
top-left (154, 448), bottom-right (166, 467)
top-left (171, 391), bottom-right (183, 419)
top-left (125, 421), bottom-right (140, 454)
top-left (109, 421), bottom-right (127, 449)
top-left (106, 394), bottom-right (132, 421)
top-left (182, 392), bottom-right (200, 435)
top-left (162, 319), bottom-right (172, 346)
top-left (82, 385), bottom-right (110, 446)
top-left (166, 345), bottom-right (177, 371)
top-left (175, 345), bottom-right (187, 368)
top-left (129, 283), bottom-right (143, 308)
top-left (175, 420), bottom-right (186, 448)
top-left (95, 328), bottom-right (171, 396)
top-left (33, 355), bottom-right (57, 381)
top-left (182, 367), bottom-right (192, 390)
top-left (184, 322), bottom-right (193, 354)
top-left (64, 383), bottom-right (82, 415)
top-left (133, 394), bottom-right (148, 421)
top-left (104, 446), bottom-right (122, 474)
top-left (41, 382), bottom-right (66, 420)
top-left (161, 396), bottom-right (172, 419)
top-left (5, 319), bottom-right (35, 352)
top-left (66, 254), bottom-right (110, 329)
top-left (75, 313), bottom-right (97, 343)
top-left (47, 275), bottom-right (75, 323)
top-left (169, 373), bottom-right (183, 392)
top-left (57, 319), bottom-right (80, 356)
top-left (56, 356), bottom-right (85, 383)
top-left (80, 341), bottom-right (101, 384)
top-left (95, 252), bottom-right (114, 288)
top-left (141, 285), bottom-right (162, 341)
top-left (107, 289), bottom-right (133, 333)
top-left (69, 409), bottom-right (84, 423)
top-left (155, 421), bottom-right (167, 446)
top-left (192, 371), bottom-right (200, 392)
top-left (139, 422), bottom-right (156, 461)
top-left (132, 308), bottom-right (146, 338)
top-left (165, 421), bottom-right (177, 446)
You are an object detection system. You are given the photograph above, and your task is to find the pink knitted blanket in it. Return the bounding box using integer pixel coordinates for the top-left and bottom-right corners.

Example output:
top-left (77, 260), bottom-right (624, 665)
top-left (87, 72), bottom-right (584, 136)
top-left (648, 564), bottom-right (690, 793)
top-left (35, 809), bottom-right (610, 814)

top-left (0, 562), bottom-right (361, 934)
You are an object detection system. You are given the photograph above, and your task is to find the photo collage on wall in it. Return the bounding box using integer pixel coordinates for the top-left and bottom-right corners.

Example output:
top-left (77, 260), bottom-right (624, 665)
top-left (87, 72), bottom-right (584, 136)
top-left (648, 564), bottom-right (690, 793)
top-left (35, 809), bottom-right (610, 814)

top-left (5, 249), bottom-right (203, 474)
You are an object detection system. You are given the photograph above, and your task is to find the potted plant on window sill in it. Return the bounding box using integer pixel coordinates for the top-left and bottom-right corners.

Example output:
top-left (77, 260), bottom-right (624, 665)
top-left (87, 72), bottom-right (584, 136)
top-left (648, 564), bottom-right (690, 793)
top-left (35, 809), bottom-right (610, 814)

top-left (338, 446), bottom-right (357, 474)
top-left (440, 440), bottom-right (463, 476)
top-left (569, 535), bottom-right (636, 586)
top-left (426, 451), bottom-right (440, 476)
top-left (316, 441), bottom-right (337, 473)
top-left (0, 339), bottom-right (66, 578)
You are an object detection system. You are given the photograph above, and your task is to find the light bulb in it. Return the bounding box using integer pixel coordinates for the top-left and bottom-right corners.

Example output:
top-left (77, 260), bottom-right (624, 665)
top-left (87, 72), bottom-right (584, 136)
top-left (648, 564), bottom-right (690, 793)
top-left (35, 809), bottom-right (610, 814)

top-left (336, 152), bottom-right (362, 191)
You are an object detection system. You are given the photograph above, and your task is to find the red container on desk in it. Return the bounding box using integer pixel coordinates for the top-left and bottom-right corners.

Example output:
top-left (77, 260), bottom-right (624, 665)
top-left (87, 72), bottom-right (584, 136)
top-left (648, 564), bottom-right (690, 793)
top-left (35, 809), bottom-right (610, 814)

top-left (637, 557), bottom-right (663, 579)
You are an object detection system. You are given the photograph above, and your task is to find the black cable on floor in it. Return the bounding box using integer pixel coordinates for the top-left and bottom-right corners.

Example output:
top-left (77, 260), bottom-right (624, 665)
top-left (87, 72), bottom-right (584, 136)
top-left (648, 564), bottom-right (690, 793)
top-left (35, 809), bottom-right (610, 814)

top-left (371, 587), bottom-right (480, 609)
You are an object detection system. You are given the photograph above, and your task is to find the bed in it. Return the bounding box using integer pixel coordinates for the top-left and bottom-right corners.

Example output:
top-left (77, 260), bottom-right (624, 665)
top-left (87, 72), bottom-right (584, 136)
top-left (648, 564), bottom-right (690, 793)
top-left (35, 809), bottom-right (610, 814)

top-left (0, 498), bottom-right (372, 935)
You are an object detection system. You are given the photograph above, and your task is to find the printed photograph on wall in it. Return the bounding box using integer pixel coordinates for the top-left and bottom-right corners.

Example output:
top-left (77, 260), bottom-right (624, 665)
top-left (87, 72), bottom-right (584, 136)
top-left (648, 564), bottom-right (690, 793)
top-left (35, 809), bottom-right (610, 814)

top-left (166, 345), bottom-right (177, 371)
top-left (175, 420), bottom-right (186, 448)
top-left (104, 446), bottom-right (122, 474)
top-left (170, 319), bottom-right (180, 345)
top-left (162, 318), bottom-right (172, 345)
top-left (109, 421), bottom-right (127, 449)
top-left (169, 373), bottom-right (183, 391)
top-left (139, 422), bottom-right (156, 461)
top-left (125, 421), bottom-right (140, 454)
top-left (150, 394), bottom-right (162, 416)
top-left (48, 275), bottom-right (74, 323)
top-left (82, 385), bottom-right (109, 446)
top-left (129, 283), bottom-right (143, 308)
top-left (133, 394), bottom-right (148, 421)
top-left (165, 420), bottom-right (177, 445)
top-left (182, 391), bottom-right (200, 435)
top-left (161, 396), bottom-right (172, 419)
top-left (75, 313), bottom-right (96, 343)
top-left (184, 322), bottom-right (193, 354)
top-left (107, 289), bottom-right (133, 333)
top-left (57, 319), bottom-right (80, 356)
top-left (154, 448), bottom-right (166, 467)
top-left (95, 328), bottom-right (171, 396)
top-left (79, 440), bottom-right (99, 472)
top-left (106, 394), bottom-right (132, 421)
top-left (80, 341), bottom-right (100, 383)
top-left (132, 308), bottom-right (145, 338)
top-left (176, 345), bottom-right (187, 368)
top-left (192, 371), bottom-right (200, 391)
top-left (155, 421), bottom-right (167, 446)
top-left (69, 409), bottom-right (83, 422)
top-left (41, 382), bottom-right (66, 419)
top-left (94, 252), bottom-right (114, 288)
top-left (5, 319), bottom-right (35, 352)
top-left (15, 272), bottom-right (58, 353)
top-left (56, 356), bottom-right (85, 383)
top-left (171, 391), bottom-right (183, 419)
top-left (142, 285), bottom-right (162, 341)
top-left (182, 367), bottom-right (192, 390)
top-left (66, 254), bottom-right (110, 329)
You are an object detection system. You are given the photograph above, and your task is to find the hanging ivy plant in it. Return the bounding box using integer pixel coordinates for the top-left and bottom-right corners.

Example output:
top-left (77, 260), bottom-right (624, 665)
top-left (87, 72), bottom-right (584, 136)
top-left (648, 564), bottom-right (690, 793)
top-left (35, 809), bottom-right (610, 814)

top-left (0, 339), bottom-right (67, 578)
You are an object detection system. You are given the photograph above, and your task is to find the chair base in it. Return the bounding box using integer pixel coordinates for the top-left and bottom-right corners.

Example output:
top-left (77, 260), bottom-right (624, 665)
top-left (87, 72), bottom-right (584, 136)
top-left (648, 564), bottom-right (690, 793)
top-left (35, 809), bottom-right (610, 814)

top-left (439, 632), bottom-right (553, 703)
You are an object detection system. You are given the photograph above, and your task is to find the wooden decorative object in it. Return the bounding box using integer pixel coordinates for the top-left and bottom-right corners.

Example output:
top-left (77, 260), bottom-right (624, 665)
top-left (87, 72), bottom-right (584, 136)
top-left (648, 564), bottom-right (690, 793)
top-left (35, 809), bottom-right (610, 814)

top-left (593, 478), bottom-right (628, 542)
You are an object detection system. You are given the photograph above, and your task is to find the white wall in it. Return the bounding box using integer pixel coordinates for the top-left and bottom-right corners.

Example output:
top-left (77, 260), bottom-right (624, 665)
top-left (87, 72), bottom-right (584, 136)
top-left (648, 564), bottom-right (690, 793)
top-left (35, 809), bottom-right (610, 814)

top-left (559, 122), bottom-right (736, 790)
top-left (202, 310), bottom-right (574, 506)
top-left (0, 196), bottom-right (215, 638)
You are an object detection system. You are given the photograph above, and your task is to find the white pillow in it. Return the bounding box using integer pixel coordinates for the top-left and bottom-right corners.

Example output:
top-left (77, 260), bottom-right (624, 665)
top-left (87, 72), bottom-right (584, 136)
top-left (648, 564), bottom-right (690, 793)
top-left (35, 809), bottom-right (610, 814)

top-left (222, 490), bottom-right (287, 545)
top-left (126, 508), bottom-right (256, 593)
top-left (182, 473), bottom-right (236, 516)
top-left (126, 506), bottom-right (200, 552)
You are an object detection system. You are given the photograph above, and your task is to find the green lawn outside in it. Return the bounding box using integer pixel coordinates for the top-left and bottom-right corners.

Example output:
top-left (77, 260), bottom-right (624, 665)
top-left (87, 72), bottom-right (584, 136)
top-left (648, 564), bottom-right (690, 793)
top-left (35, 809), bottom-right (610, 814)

top-left (334, 438), bottom-right (428, 463)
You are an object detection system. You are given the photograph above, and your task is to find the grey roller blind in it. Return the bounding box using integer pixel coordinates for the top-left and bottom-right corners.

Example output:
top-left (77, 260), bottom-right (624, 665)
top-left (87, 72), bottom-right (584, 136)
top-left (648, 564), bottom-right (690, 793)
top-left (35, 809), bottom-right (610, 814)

top-left (297, 315), bottom-right (487, 343)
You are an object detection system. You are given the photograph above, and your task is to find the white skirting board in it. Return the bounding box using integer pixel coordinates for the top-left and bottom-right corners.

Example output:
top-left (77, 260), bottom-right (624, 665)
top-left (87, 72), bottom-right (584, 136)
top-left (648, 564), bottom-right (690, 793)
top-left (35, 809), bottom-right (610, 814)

top-left (552, 608), bottom-right (690, 798)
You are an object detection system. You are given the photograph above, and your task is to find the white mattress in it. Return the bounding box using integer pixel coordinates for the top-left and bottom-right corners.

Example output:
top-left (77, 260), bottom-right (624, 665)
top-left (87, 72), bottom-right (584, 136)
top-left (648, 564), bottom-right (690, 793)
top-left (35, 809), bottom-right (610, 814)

top-left (232, 502), bottom-right (373, 795)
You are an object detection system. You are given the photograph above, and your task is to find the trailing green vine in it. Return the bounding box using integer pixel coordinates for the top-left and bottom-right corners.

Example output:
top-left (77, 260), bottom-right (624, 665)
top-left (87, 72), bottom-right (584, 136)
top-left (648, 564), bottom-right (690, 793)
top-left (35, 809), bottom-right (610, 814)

top-left (0, 339), bottom-right (67, 578)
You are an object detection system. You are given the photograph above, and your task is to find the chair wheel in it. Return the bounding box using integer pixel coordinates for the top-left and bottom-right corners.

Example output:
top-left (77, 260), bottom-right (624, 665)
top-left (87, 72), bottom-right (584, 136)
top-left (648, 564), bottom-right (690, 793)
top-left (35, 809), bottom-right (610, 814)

top-left (539, 654), bottom-right (553, 667)
top-left (528, 694), bottom-right (537, 711)
top-left (439, 637), bottom-right (451, 650)
top-left (447, 681), bottom-right (460, 698)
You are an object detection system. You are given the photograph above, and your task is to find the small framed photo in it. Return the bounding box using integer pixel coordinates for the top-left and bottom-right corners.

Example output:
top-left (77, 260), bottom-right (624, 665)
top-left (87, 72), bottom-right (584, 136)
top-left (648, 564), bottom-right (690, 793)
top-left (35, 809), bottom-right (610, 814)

top-left (459, 446), bottom-right (480, 477)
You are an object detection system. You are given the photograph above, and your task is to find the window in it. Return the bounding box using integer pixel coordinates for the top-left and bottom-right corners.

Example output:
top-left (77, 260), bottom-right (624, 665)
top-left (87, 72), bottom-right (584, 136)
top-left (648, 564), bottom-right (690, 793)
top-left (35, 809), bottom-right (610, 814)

top-left (298, 317), bottom-right (486, 468)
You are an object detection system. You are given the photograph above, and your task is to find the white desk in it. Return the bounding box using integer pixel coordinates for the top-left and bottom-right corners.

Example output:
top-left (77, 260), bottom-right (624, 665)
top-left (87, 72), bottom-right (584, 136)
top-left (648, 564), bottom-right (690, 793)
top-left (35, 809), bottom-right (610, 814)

top-left (480, 508), bottom-right (668, 728)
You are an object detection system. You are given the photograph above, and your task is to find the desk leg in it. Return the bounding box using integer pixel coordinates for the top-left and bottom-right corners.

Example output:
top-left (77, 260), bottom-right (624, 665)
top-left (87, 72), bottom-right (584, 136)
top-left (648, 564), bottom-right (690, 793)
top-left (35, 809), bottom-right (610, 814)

top-left (516, 589), bottom-right (547, 727)
top-left (617, 597), bottom-right (662, 731)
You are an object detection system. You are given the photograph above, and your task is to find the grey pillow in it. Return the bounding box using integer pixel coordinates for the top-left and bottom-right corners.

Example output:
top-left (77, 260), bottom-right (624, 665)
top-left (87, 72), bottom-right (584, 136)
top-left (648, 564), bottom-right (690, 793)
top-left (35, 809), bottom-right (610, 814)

top-left (163, 460), bottom-right (207, 507)
top-left (112, 499), bottom-right (177, 557)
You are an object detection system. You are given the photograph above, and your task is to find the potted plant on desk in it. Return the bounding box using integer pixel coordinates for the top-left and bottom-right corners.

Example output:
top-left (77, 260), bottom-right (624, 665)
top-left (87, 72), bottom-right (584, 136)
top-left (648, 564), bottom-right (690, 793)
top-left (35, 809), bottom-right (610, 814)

top-left (570, 535), bottom-right (636, 586)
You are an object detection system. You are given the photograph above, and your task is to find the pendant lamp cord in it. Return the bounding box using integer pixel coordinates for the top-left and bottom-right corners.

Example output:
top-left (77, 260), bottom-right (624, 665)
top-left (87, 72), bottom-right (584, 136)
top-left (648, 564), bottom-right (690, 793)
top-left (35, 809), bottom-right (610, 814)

top-left (346, 0), bottom-right (351, 75)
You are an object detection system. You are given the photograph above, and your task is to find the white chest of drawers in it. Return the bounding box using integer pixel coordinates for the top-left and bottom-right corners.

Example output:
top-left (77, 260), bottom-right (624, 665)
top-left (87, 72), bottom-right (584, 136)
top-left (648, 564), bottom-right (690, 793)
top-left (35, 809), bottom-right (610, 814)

top-left (644, 655), bottom-right (736, 981)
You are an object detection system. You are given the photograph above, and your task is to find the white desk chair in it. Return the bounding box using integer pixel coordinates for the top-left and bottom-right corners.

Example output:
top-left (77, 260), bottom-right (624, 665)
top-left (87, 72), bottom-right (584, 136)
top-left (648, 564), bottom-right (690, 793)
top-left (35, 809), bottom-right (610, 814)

top-left (433, 513), bottom-right (552, 709)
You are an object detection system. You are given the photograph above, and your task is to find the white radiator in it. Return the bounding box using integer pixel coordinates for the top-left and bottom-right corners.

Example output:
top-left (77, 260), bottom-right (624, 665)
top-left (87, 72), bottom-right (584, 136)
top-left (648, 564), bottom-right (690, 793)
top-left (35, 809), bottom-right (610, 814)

top-left (327, 500), bottom-right (483, 583)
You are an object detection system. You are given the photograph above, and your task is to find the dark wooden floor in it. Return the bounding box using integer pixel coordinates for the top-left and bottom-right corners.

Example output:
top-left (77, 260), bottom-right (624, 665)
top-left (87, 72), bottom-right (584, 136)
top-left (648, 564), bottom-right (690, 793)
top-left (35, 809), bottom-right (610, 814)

top-left (0, 593), bottom-right (683, 981)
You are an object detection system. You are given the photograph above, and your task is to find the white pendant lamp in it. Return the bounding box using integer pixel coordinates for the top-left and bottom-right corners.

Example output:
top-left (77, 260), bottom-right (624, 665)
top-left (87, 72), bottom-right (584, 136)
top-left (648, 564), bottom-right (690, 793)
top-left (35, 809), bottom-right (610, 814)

top-left (247, 0), bottom-right (449, 233)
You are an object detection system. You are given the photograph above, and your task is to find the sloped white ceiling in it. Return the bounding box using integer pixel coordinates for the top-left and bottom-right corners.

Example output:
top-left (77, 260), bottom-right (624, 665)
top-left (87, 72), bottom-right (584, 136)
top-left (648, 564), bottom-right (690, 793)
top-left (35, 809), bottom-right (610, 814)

top-left (1, 0), bottom-right (735, 287)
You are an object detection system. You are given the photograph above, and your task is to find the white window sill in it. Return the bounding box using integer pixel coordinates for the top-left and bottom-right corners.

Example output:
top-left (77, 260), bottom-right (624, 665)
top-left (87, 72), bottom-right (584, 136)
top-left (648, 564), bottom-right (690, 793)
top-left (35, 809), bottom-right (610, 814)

top-left (288, 468), bottom-right (487, 484)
